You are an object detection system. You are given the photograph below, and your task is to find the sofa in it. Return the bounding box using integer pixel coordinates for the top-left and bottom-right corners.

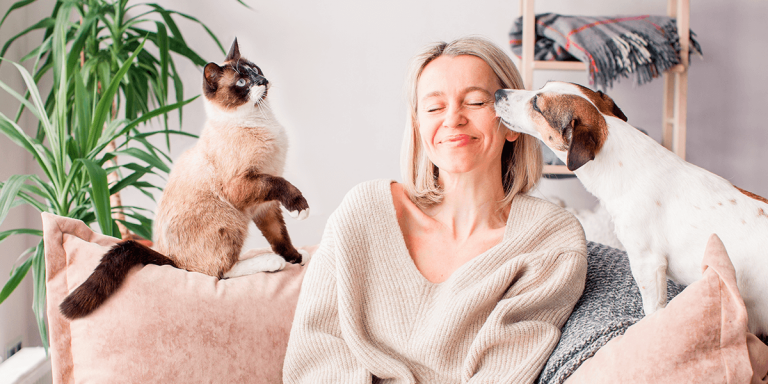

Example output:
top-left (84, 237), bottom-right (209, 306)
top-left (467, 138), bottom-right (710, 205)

top-left (42, 213), bottom-right (768, 383)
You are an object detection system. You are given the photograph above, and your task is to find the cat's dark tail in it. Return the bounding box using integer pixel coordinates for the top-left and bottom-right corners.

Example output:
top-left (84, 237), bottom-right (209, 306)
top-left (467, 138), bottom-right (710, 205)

top-left (59, 240), bottom-right (176, 319)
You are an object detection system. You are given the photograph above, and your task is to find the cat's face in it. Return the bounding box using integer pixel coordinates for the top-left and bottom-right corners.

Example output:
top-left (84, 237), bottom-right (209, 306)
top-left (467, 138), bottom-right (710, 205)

top-left (203, 39), bottom-right (269, 109)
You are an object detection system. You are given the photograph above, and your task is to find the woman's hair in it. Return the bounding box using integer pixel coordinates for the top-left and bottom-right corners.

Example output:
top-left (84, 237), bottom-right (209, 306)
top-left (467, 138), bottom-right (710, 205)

top-left (400, 35), bottom-right (542, 209)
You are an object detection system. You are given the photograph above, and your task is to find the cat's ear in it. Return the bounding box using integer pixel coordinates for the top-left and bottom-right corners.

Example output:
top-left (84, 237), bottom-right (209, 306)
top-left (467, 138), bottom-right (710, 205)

top-left (203, 62), bottom-right (223, 95)
top-left (225, 38), bottom-right (241, 62)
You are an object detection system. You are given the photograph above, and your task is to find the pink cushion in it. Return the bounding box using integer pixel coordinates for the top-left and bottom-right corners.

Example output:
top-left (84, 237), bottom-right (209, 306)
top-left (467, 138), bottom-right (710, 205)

top-left (43, 212), bottom-right (314, 384)
top-left (565, 234), bottom-right (768, 384)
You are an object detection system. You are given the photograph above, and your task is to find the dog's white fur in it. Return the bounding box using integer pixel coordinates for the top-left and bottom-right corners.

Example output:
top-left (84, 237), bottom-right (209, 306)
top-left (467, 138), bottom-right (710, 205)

top-left (495, 81), bottom-right (768, 335)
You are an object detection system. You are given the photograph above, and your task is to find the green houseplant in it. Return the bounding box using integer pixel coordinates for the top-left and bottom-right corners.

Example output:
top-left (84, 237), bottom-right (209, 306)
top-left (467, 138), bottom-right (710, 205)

top-left (0, 0), bottom-right (241, 351)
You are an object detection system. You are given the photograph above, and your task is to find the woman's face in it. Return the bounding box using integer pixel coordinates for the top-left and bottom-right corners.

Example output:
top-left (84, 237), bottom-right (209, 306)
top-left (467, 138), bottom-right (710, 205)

top-left (416, 55), bottom-right (519, 177)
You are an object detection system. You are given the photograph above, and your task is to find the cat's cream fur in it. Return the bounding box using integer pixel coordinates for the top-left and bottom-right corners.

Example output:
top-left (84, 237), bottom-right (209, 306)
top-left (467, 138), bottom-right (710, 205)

top-left (59, 39), bottom-right (309, 319)
top-left (153, 39), bottom-right (309, 278)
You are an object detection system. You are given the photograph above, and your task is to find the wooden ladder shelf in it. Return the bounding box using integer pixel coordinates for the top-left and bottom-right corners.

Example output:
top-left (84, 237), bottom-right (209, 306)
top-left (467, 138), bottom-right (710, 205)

top-left (518, 0), bottom-right (690, 175)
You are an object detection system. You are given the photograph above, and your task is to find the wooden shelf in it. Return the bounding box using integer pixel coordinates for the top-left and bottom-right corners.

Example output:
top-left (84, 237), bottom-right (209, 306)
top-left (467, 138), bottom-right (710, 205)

top-left (533, 61), bottom-right (586, 71)
top-left (519, 0), bottom-right (690, 175)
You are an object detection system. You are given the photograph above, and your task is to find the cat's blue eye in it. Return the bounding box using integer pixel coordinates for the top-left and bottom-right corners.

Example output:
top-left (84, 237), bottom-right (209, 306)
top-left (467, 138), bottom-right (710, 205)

top-left (236, 79), bottom-right (247, 87)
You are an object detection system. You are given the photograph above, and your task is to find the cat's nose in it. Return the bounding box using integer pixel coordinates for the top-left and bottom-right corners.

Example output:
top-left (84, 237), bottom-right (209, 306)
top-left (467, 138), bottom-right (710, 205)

top-left (254, 76), bottom-right (268, 87)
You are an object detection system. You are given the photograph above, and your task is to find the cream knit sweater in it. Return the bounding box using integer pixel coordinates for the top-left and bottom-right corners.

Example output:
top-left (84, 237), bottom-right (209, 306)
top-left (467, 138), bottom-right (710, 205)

top-left (283, 180), bottom-right (587, 384)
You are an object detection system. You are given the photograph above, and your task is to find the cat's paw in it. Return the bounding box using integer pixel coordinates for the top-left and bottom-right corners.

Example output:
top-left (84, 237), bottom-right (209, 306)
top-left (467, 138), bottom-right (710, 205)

top-left (298, 249), bottom-right (311, 266)
top-left (223, 253), bottom-right (286, 278)
top-left (281, 204), bottom-right (309, 221)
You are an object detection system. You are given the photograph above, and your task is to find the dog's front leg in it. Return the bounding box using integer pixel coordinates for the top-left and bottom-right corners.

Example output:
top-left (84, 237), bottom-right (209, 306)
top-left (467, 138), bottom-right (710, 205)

top-left (626, 251), bottom-right (669, 316)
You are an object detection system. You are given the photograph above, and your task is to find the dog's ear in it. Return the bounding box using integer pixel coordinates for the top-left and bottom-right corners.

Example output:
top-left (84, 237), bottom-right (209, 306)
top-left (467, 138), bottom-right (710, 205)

top-left (596, 90), bottom-right (628, 122)
top-left (566, 118), bottom-right (602, 171)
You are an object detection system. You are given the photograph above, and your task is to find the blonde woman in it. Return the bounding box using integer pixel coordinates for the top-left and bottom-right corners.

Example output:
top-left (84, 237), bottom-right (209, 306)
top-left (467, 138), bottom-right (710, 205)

top-left (283, 36), bottom-right (587, 383)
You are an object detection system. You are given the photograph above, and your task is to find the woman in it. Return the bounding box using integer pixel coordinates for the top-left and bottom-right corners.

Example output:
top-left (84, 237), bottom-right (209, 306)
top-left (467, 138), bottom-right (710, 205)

top-left (283, 36), bottom-right (587, 384)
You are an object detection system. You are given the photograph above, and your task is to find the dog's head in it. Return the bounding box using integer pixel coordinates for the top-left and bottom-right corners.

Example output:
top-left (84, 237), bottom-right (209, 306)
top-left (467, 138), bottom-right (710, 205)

top-left (494, 81), bottom-right (627, 171)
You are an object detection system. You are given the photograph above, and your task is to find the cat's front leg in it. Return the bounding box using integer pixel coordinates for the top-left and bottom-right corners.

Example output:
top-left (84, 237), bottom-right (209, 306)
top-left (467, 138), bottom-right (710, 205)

top-left (252, 201), bottom-right (306, 265)
top-left (223, 172), bottom-right (309, 265)
top-left (225, 172), bottom-right (309, 220)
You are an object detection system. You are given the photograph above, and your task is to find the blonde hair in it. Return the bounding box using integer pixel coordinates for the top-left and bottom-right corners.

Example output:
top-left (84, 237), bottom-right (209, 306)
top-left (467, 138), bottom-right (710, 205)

top-left (401, 36), bottom-right (542, 208)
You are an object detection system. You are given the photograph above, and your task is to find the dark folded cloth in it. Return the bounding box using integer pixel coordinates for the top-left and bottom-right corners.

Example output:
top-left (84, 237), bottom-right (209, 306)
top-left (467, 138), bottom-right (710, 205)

top-left (510, 13), bottom-right (702, 89)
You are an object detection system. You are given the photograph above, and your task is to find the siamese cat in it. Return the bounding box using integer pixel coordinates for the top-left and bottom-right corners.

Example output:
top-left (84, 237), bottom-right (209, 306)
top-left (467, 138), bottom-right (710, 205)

top-left (60, 39), bottom-right (309, 319)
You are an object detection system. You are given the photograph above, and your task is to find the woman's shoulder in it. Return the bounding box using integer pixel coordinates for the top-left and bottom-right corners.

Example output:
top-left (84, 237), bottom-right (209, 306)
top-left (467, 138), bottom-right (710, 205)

top-left (508, 193), bottom-right (586, 248)
top-left (328, 179), bottom-right (396, 225)
top-left (337, 179), bottom-right (394, 210)
top-left (512, 193), bottom-right (577, 219)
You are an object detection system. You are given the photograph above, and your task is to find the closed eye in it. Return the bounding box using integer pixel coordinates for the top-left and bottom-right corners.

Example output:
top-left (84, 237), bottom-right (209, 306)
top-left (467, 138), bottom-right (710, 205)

top-left (531, 94), bottom-right (542, 114)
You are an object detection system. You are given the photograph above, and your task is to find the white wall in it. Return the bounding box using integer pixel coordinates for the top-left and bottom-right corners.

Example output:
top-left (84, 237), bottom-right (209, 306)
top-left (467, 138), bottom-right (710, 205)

top-left (1, 0), bottom-right (766, 349)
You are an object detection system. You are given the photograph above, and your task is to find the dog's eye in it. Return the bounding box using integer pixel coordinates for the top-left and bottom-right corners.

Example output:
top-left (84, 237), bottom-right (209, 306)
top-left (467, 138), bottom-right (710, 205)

top-left (531, 95), bottom-right (542, 114)
top-left (236, 79), bottom-right (247, 87)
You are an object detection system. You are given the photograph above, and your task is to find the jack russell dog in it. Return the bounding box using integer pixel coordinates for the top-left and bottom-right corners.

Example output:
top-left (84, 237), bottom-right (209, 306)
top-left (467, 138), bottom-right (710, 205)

top-left (494, 81), bottom-right (768, 336)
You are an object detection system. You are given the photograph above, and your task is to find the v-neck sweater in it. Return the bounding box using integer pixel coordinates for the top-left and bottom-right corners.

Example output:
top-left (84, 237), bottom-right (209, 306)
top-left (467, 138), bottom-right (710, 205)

top-left (283, 179), bottom-right (587, 384)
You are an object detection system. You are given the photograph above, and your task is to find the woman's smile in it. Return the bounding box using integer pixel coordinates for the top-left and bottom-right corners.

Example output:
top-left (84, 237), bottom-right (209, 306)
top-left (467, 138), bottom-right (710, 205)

top-left (439, 134), bottom-right (477, 146)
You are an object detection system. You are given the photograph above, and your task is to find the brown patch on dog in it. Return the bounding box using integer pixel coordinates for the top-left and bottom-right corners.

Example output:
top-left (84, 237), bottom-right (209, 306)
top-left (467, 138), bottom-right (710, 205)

top-left (759, 208), bottom-right (768, 219)
top-left (535, 93), bottom-right (609, 171)
top-left (656, 201), bottom-right (662, 207)
top-left (573, 84), bottom-right (628, 122)
top-left (735, 186), bottom-right (768, 205)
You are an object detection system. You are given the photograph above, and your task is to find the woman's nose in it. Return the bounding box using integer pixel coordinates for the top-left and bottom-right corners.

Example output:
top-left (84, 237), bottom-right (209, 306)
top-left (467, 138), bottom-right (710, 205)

top-left (443, 105), bottom-right (467, 128)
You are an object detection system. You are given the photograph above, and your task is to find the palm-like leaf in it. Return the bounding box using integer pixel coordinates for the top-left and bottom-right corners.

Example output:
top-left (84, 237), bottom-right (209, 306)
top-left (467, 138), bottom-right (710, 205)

top-left (0, 0), bottom-right (241, 353)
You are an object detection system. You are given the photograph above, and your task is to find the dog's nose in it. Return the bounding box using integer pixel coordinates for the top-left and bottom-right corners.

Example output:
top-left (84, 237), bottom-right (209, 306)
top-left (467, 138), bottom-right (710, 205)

top-left (495, 89), bottom-right (509, 102)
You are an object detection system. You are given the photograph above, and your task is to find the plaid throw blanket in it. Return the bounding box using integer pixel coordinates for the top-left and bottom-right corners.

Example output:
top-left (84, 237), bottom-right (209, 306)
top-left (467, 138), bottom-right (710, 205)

top-left (510, 13), bottom-right (702, 89)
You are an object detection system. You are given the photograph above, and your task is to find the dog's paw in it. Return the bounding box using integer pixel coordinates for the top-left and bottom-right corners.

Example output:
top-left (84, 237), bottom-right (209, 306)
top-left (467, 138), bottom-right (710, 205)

top-left (298, 249), bottom-right (311, 266)
top-left (224, 253), bottom-right (286, 278)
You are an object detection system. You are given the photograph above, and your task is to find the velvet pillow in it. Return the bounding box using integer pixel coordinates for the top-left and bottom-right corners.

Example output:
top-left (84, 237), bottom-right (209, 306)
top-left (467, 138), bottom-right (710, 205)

top-left (43, 212), bottom-right (314, 384)
top-left (564, 235), bottom-right (768, 384)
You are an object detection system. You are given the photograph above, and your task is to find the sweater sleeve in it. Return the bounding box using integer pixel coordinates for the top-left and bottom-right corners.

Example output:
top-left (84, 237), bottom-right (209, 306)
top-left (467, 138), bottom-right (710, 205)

top-left (282, 218), bottom-right (372, 384)
top-left (462, 214), bottom-right (588, 384)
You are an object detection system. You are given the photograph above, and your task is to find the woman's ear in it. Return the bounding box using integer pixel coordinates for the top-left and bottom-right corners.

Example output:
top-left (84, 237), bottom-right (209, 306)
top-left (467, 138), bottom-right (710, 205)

top-left (505, 129), bottom-right (521, 142)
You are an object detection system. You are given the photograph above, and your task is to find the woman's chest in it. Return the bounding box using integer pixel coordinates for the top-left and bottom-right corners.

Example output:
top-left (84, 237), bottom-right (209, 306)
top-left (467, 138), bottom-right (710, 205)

top-left (402, 227), bottom-right (505, 284)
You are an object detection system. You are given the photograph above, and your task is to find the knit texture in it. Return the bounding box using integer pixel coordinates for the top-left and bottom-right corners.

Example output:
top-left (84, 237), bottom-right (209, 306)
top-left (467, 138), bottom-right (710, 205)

top-left (283, 179), bottom-right (587, 384)
top-left (509, 13), bottom-right (702, 90)
top-left (535, 242), bottom-right (686, 384)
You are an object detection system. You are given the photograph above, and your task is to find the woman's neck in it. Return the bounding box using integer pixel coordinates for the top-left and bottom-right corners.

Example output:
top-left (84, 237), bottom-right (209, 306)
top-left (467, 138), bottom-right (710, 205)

top-left (426, 170), bottom-right (509, 241)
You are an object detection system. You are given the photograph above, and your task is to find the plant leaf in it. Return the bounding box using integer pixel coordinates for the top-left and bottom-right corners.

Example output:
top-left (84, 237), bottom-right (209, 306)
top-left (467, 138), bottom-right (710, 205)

top-left (78, 159), bottom-right (117, 238)
top-left (0, 175), bottom-right (32, 226)
top-left (0, 251), bottom-right (32, 305)
top-left (88, 38), bottom-right (147, 150)
top-left (0, 17), bottom-right (55, 61)
top-left (0, 112), bottom-right (55, 183)
top-left (113, 147), bottom-right (170, 173)
top-left (31, 241), bottom-right (48, 353)
top-left (109, 166), bottom-right (149, 195)
top-left (0, 0), bottom-right (37, 32)
top-left (0, 228), bottom-right (43, 245)
top-left (117, 219), bottom-right (151, 241)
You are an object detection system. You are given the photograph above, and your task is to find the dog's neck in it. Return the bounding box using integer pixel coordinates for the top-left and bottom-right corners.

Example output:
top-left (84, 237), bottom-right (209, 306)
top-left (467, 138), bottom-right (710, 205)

top-left (569, 118), bottom-right (686, 207)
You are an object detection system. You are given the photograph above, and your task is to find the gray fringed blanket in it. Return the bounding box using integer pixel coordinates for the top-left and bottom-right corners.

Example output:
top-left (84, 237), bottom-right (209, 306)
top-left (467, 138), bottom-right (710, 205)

top-left (510, 13), bottom-right (702, 89)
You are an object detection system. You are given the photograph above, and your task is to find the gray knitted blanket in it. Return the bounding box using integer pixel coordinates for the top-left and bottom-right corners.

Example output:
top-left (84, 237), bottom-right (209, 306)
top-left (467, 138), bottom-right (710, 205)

top-left (537, 242), bottom-right (686, 384)
top-left (510, 13), bottom-right (702, 90)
